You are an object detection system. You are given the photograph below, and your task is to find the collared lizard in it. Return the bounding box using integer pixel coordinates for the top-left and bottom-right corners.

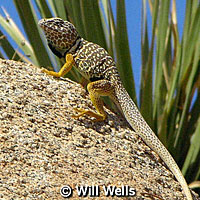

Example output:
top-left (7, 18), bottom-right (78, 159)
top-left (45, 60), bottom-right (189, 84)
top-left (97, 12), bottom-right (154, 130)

top-left (38, 18), bottom-right (192, 200)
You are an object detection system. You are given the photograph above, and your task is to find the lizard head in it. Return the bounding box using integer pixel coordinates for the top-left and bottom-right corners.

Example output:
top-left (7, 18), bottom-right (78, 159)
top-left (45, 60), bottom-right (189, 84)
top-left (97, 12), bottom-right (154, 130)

top-left (38, 18), bottom-right (81, 57)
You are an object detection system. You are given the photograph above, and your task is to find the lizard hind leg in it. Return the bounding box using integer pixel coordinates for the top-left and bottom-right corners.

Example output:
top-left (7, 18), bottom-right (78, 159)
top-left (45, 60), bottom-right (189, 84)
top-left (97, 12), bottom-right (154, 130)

top-left (72, 79), bottom-right (115, 122)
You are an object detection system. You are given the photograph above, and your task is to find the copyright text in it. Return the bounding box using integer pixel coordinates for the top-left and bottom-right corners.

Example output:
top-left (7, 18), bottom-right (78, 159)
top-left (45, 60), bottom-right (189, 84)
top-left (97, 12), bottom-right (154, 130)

top-left (60, 185), bottom-right (136, 198)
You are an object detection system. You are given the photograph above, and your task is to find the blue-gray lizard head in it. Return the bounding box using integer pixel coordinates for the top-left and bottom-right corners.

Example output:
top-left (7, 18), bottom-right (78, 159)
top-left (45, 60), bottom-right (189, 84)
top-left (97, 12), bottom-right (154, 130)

top-left (38, 18), bottom-right (81, 57)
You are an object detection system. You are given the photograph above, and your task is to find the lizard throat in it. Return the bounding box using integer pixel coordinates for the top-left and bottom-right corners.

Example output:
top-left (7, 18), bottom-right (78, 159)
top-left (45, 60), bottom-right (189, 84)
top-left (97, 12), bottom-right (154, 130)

top-left (48, 36), bottom-right (82, 58)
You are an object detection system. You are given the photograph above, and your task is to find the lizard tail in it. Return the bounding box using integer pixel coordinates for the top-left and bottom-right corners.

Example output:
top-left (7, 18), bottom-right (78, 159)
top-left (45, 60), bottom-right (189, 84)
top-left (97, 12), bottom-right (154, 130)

top-left (111, 85), bottom-right (192, 200)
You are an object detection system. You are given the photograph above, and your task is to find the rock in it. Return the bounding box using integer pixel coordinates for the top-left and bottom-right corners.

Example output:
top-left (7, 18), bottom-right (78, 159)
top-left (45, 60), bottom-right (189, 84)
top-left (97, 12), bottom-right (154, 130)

top-left (0, 59), bottom-right (199, 199)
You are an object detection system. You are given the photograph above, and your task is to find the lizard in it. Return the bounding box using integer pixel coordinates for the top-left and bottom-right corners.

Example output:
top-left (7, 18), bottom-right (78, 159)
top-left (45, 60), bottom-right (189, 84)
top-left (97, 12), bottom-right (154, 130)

top-left (38, 17), bottom-right (193, 200)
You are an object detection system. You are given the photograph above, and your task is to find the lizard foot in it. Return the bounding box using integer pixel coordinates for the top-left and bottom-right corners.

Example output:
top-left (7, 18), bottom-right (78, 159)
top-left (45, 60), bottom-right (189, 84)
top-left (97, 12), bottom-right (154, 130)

top-left (41, 68), bottom-right (49, 74)
top-left (72, 108), bottom-right (106, 122)
top-left (41, 68), bottom-right (61, 77)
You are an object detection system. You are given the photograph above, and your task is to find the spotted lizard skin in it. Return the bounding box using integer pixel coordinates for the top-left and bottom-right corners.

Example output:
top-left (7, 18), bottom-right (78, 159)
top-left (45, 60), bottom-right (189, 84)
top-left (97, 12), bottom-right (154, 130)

top-left (38, 18), bottom-right (192, 200)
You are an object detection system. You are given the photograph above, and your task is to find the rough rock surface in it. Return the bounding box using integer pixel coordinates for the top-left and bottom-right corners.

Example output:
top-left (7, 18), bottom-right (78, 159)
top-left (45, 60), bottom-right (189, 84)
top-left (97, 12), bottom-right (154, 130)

top-left (0, 59), bottom-right (199, 200)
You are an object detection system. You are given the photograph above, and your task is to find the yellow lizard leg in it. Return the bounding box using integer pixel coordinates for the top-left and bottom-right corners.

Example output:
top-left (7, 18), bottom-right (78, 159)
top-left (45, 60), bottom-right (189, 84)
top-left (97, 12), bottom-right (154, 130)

top-left (42, 54), bottom-right (75, 77)
top-left (73, 80), bottom-right (115, 121)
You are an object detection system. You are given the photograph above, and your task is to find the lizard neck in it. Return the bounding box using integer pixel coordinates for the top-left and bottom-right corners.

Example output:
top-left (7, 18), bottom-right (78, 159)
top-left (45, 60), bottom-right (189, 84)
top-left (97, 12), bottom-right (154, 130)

top-left (67, 36), bottom-right (83, 55)
top-left (48, 36), bottom-right (83, 58)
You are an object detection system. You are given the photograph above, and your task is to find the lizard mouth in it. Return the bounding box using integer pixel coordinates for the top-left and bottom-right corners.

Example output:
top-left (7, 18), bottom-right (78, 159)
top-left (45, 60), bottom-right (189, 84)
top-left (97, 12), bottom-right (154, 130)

top-left (38, 18), bottom-right (56, 33)
top-left (38, 18), bottom-right (45, 27)
top-left (38, 18), bottom-right (52, 31)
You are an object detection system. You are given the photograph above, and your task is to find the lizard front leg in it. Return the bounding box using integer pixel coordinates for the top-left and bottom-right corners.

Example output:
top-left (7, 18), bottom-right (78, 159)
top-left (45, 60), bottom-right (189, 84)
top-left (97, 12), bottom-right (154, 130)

top-left (73, 79), bottom-right (115, 121)
top-left (42, 54), bottom-right (74, 77)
